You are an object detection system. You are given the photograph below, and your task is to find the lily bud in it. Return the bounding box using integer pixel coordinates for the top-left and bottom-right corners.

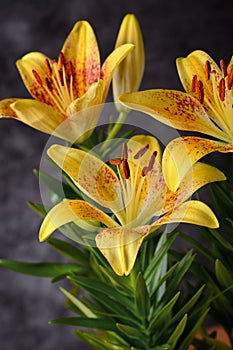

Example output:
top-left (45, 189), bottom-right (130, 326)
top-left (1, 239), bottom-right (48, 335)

top-left (113, 14), bottom-right (145, 111)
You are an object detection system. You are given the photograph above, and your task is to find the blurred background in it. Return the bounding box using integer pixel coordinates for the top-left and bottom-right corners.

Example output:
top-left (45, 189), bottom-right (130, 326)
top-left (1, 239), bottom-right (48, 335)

top-left (0, 0), bottom-right (232, 349)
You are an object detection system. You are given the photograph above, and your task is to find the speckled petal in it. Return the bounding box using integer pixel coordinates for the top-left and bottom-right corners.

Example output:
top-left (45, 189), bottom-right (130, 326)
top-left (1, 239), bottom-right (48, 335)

top-left (47, 144), bottom-right (123, 211)
top-left (62, 21), bottom-right (100, 97)
top-left (176, 50), bottom-right (221, 95)
top-left (152, 200), bottom-right (219, 230)
top-left (101, 44), bottom-right (134, 100)
top-left (163, 162), bottom-right (226, 213)
top-left (162, 136), bottom-right (233, 191)
top-left (96, 225), bottom-right (150, 276)
top-left (0, 98), bottom-right (19, 118)
top-left (10, 99), bottom-right (65, 136)
top-left (39, 199), bottom-right (117, 242)
top-left (119, 89), bottom-right (229, 142)
top-left (16, 52), bottom-right (54, 106)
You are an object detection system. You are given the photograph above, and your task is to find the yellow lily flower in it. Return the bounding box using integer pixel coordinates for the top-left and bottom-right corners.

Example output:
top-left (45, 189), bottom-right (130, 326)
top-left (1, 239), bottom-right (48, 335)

top-left (112, 14), bottom-right (145, 110)
top-left (0, 21), bottom-right (133, 142)
top-left (119, 50), bottom-right (233, 190)
top-left (39, 135), bottom-right (224, 276)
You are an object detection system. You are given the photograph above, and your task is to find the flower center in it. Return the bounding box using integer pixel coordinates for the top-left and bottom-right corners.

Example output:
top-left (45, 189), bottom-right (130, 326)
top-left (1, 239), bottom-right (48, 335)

top-left (109, 142), bottom-right (157, 227)
top-left (32, 52), bottom-right (75, 115)
top-left (191, 59), bottom-right (233, 137)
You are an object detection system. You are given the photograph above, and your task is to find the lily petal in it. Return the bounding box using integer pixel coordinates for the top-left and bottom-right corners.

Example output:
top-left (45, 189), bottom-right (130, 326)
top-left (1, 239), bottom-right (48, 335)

top-left (163, 162), bottom-right (226, 212)
top-left (176, 50), bottom-right (221, 95)
top-left (16, 52), bottom-right (54, 105)
top-left (96, 225), bottom-right (150, 276)
top-left (162, 136), bottom-right (233, 191)
top-left (152, 200), bottom-right (219, 230)
top-left (119, 90), bottom-right (230, 142)
top-left (0, 98), bottom-right (18, 118)
top-left (62, 21), bottom-right (101, 97)
top-left (10, 99), bottom-right (66, 136)
top-left (101, 44), bottom-right (134, 100)
top-left (39, 199), bottom-right (117, 242)
top-left (47, 144), bottom-right (123, 211)
top-left (66, 80), bottom-right (105, 143)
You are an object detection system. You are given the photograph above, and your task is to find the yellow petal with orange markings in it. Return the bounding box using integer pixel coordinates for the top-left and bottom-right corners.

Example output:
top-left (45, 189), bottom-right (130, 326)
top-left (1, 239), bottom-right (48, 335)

top-left (66, 80), bottom-right (105, 143)
top-left (162, 136), bottom-right (233, 191)
top-left (96, 225), bottom-right (150, 276)
top-left (62, 21), bottom-right (101, 97)
top-left (101, 44), bottom-right (134, 100)
top-left (152, 200), bottom-right (219, 230)
top-left (0, 98), bottom-right (19, 118)
top-left (16, 52), bottom-right (54, 105)
top-left (119, 90), bottom-right (230, 142)
top-left (39, 199), bottom-right (118, 242)
top-left (176, 50), bottom-right (221, 95)
top-left (163, 162), bottom-right (226, 213)
top-left (47, 144), bottom-right (123, 211)
top-left (10, 99), bottom-right (65, 136)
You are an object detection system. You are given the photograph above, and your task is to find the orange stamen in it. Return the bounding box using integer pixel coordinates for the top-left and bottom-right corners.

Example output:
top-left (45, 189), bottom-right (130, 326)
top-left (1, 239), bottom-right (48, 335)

top-left (134, 144), bottom-right (149, 159)
top-left (122, 159), bottom-right (130, 179)
top-left (45, 59), bottom-right (52, 76)
top-left (197, 80), bottom-right (204, 104)
top-left (58, 52), bottom-right (65, 71)
top-left (46, 77), bottom-right (53, 92)
top-left (219, 78), bottom-right (225, 101)
top-left (205, 60), bottom-right (211, 80)
top-left (192, 75), bottom-right (198, 92)
top-left (227, 67), bottom-right (233, 90)
top-left (109, 159), bottom-right (122, 166)
top-left (220, 59), bottom-right (227, 77)
top-left (32, 69), bottom-right (42, 86)
top-left (122, 142), bottom-right (128, 160)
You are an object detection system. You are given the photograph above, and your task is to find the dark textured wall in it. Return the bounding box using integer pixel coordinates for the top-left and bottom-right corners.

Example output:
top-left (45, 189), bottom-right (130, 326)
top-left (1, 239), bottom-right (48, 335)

top-left (0, 1), bottom-right (232, 349)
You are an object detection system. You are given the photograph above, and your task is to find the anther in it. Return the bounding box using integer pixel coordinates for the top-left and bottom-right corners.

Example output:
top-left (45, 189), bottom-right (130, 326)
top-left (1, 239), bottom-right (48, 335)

top-left (205, 60), bottom-right (211, 80)
top-left (219, 78), bottom-right (225, 101)
top-left (220, 59), bottom-right (227, 77)
top-left (46, 77), bottom-right (53, 92)
top-left (142, 151), bottom-right (157, 176)
top-left (32, 69), bottom-right (42, 86)
top-left (192, 75), bottom-right (198, 92)
top-left (197, 80), bottom-right (204, 104)
top-left (122, 142), bottom-right (128, 160)
top-left (58, 70), bottom-right (64, 86)
top-left (134, 144), bottom-right (149, 159)
top-left (227, 67), bottom-right (233, 90)
top-left (122, 159), bottom-right (130, 179)
top-left (45, 59), bottom-right (52, 76)
top-left (109, 159), bottom-right (122, 166)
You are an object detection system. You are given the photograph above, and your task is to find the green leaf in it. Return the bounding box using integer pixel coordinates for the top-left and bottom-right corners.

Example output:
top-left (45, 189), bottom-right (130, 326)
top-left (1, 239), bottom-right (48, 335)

top-left (171, 285), bottom-right (205, 323)
top-left (135, 272), bottom-right (150, 319)
top-left (60, 287), bottom-right (97, 318)
top-left (0, 259), bottom-right (81, 277)
top-left (149, 292), bottom-right (180, 333)
top-left (27, 201), bottom-right (48, 217)
top-left (47, 237), bottom-right (89, 264)
top-left (50, 317), bottom-right (118, 332)
top-left (215, 259), bottom-right (233, 289)
top-left (116, 323), bottom-right (140, 340)
top-left (167, 314), bottom-right (187, 350)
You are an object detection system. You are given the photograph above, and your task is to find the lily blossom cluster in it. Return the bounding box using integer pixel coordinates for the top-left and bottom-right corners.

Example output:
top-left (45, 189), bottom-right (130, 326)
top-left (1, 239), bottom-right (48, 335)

top-left (0, 15), bottom-right (229, 278)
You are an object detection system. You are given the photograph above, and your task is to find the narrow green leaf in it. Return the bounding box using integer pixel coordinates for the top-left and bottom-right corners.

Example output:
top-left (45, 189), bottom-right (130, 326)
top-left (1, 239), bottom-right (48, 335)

top-left (171, 285), bottom-right (205, 323)
top-left (167, 314), bottom-right (187, 350)
top-left (0, 259), bottom-right (80, 277)
top-left (50, 317), bottom-right (118, 332)
top-left (116, 323), bottom-right (140, 339)
top-left (135, 272), bottom-right (150, 319)
top-left (60, 287), bottom-right (96, 318)
top-left (215, 259), bottom-right (233, 289)
top-left (27, 201), bottom-right (47, 217)
top-left (149, 292), bottom-right (180, 332)
top-left (47, 237), bottom-right (89, 264)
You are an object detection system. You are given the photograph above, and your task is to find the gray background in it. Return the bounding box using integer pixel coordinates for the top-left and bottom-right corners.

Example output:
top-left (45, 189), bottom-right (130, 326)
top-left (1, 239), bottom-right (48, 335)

top-left (0, 0), bottom-right (232, 349)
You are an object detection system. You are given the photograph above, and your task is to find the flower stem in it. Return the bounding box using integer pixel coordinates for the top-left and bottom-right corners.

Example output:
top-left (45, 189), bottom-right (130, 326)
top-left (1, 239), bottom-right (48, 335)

top-left (100, 110), bottom-right (129, 152)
